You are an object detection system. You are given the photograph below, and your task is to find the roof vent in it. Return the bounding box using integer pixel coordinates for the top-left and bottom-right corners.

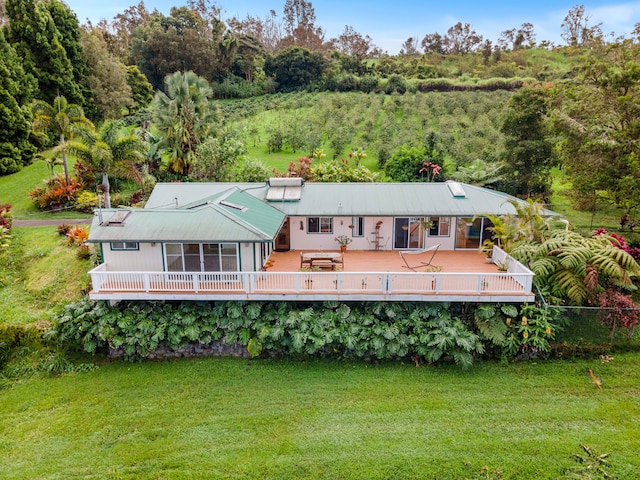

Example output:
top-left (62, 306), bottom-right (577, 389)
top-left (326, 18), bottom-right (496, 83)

top-left (446, 181), bottom-right (467, 198)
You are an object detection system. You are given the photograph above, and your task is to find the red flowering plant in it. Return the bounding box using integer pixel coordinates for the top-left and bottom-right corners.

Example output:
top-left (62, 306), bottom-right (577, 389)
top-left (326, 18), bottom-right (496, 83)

top-left (594, 228), bottom-right (640, 263)
top-left (419, 161), bottom-right (442, 182)
top-left (596, 288), bottom-right (640, 340)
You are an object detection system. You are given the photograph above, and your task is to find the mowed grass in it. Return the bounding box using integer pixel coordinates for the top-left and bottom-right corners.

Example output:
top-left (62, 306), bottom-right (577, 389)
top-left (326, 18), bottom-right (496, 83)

top-left (0, 155), bottom-right (87, 220)
top-left (0, 226), bottom-right (91, 324)
top-left (1, 355), bottom-right (639, 479)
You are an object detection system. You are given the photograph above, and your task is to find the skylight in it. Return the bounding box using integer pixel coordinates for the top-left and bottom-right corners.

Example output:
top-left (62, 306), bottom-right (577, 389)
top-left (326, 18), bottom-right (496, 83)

top-left (446, 181), bottom-right (467, 198)
top-left (220, 200), bottom-right (248, 212)
top-left (104, 210), bottom-right (131, 225)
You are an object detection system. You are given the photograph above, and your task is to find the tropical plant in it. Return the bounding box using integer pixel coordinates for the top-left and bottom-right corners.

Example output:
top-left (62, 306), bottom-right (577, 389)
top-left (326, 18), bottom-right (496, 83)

top-left (451, 158), bottom-right (504, 186)
top-left (595, 288), bottom-right (640, 341)
top-left (28, 175), bottom-right (84, 211)
top-left (59, 120), bottom-right (145, 208)
top-left (481, 198), bottom-right (564, 252)
top-left (31, 95), bottom-right (93, 184)
top-left (510, 230), bottom-right (640, 305)
top-left (152, 71), bottom-right (218, 175)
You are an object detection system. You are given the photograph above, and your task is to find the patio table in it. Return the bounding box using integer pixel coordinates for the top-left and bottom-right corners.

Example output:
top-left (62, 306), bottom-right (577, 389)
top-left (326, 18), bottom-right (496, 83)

top-left (300, 252), bottom-right (343, 270)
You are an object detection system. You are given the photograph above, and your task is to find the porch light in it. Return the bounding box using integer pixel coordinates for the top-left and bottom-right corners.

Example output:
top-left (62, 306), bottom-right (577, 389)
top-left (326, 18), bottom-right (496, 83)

top-left (300, 221), bottom-right (304, 230)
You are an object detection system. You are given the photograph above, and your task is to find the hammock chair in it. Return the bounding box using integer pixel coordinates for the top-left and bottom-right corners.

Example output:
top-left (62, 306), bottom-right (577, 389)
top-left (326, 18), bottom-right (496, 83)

top-left (399, 244), bottom-right (440, 271)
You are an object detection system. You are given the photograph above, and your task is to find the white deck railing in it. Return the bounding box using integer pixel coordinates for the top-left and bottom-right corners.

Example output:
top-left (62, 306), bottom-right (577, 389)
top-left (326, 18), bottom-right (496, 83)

top-left (89, 259), bottom-right (534, 300)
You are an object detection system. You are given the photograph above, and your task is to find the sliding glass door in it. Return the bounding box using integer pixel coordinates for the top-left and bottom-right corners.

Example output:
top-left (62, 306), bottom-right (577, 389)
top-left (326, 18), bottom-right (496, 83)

top-left (394, 217), bottom-right (425, 249)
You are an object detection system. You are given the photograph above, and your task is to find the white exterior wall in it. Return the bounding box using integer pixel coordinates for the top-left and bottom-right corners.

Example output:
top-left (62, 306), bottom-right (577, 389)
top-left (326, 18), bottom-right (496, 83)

top-left (425, 217), bottom-right (457, 250)
top-left (288, 216), bottom-right (461, 251)
top-left (289, 216), bottom-right (393, 251)
top-left (102, 242), bottom-right (164, 271)
top-left (102, 241), bottom-right (261, 272)
top-left (240, 242), bottom-right (256, 272)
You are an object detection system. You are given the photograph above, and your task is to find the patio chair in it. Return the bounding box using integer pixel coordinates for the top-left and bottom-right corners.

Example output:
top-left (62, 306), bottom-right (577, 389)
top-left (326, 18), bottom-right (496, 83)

top-left (399, 244), bottom-right (440, 271)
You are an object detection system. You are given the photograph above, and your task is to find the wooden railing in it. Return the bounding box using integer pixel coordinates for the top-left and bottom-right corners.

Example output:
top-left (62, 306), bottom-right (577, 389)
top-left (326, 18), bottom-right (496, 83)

top-left (89, 261), bottom-right (534, 301)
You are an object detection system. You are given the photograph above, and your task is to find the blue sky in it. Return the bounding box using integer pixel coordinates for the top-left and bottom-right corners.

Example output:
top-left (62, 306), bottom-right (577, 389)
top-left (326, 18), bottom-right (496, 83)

top-left (65, 1), bottom-right (640, 53)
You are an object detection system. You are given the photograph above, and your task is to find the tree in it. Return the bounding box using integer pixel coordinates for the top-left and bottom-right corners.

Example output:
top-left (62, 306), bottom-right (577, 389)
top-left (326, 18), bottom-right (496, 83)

top-left (80, 28), bottom-right (133, 120)
top-left (331, 25), bottom-right (374, 58)
top-left (131, 8), bottom-right (217, 90)
top-left (101, 1), bottom-right (150, 61)
top-left (498, 23), bottom-right (535, 51)
top-left (384, 139), bottom-right (445, 183)
top-left (500, 86), bottom-right (555, 196)
top-left (59, 120), bottom-right (145, 208)
top-left (31, 95), bottom-right (93, 184)
top-left (264, 46), bottom-right (326, 92)
top-left (126, 65), bottom-right (153, 113)
top-left (400, 37), bottom-right (420, 56)
top-left (421, 32), bottom-right (445, 54)
top-left (44, 0), bottom-right (94, 119)
top-left (560, 4), bottom-right (602, 47)
top-left (281, 0), bottom-right (325, 51)
top-left (550, 40), bottom-right (640, 211)
top-left (451, 159), bottom-right (504, 187)
top-left (0, 28), bottom-right (35, 175)
top-left (152, 71), bottom-right (218, 176)
top-left (228, 9), bottom-right (282, 53)
top-left (190, 128), bottom-right (247, 181)
top-left (5, 0), bottom-right (83, 105)
top-left (443, 22), bottom-right (482, 54)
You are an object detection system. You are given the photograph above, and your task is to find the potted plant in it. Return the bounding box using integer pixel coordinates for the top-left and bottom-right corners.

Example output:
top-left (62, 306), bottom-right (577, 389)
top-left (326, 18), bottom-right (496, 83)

top-left (334, 235), bottom-right (352, 253)
top-left (480, 239), bottom-right (495, 263)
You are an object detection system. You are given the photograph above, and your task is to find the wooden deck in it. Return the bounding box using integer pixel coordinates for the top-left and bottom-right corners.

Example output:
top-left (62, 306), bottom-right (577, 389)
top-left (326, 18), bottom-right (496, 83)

top-left (88, 247), bottom-right (535, 303)
top-left (265, 249), bottom-right (498, 273)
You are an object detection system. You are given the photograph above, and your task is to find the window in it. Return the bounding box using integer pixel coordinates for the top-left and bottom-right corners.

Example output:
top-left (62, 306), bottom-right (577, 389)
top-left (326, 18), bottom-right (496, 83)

top-left (428, 217), bottom-right (450, 237)
top-left (351, 217), bottom-right (364, 237)
top-left (164, 243), bottom-right (238, 272)
top-left (307, 217), bottom-right (333, 234)
top-left (110, 241), bottom-right (139, 250)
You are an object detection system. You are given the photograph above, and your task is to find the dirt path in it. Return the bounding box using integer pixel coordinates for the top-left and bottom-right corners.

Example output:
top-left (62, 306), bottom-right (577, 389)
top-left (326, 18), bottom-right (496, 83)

top-left (13, 218), bottom-right (91, 227)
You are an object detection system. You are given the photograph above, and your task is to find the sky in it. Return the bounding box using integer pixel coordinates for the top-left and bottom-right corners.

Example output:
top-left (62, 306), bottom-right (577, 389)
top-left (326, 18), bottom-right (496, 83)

top-left (64, 0), bottom-right (640, 53)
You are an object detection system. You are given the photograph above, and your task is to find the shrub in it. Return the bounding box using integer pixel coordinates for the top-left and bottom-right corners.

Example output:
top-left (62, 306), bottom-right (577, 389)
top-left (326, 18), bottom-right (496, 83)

top-left (28, 175), bottom-right (84, 211)
top-left (56, 223), bottom-right (72, 236)
top-left (0, 204), bottom-right (12, 229)
top-left (596, 288), bottom-right (640, 341)
top-left (74, 191), bottom-right (98, 213)
top-left (65, 226), bottom-right (89, 247)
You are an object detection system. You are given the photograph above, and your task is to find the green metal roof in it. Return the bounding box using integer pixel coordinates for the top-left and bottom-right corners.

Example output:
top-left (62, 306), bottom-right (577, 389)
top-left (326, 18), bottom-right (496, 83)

top-left (89, 187), bottom-right (285, 243)
top-left (145, 181), bottom-right (550, 217)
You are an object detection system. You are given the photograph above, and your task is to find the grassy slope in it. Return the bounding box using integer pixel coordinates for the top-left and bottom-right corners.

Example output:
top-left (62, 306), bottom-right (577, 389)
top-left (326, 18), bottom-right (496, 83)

top-left (0, 226), bottom-right (91, 324)
top-left (1, 355), bottom-right (639, 479)
top-left (0, 157), bottom-right (89, 220)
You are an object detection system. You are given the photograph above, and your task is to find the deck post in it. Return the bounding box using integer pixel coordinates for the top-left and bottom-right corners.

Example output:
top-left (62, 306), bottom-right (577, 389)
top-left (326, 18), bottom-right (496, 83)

top-left (144, 273), bottom-right (150, 293)
top-left (193, 273), bottom-right (199, 293)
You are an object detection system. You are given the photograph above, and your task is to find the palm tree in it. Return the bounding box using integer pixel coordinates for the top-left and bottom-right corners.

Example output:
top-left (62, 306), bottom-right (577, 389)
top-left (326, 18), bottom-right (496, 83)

top-left (58, 120), bottom-right (145, 208)
top-left (152, 71), bottom-right (218, 176)
top-left (31, 96), bottom-right (93, 184)
top-left (451, 159), bottom-right (505, 187)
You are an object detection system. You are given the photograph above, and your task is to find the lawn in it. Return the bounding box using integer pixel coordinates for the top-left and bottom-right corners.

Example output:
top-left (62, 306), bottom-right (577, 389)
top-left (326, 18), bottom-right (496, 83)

top-left (0, 156), bottom-right (91, 220)
top-left (1, 355), bottom-right (639, 479)
top-left (0, 226), bottom-right (91, 324)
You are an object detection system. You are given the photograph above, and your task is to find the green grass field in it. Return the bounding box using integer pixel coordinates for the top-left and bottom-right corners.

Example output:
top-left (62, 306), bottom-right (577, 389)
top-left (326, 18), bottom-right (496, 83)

top-left (0, 226), bottom-right (91, 324)
top-left (0, 156), bottom-right (89, 220)
top-left (1, 355), bottom-right (639, 479)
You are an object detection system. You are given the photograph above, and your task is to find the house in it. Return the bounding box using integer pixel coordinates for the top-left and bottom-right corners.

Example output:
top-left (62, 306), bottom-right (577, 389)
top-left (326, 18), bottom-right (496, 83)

top-left (87, 179), bottom-right (535, 303)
